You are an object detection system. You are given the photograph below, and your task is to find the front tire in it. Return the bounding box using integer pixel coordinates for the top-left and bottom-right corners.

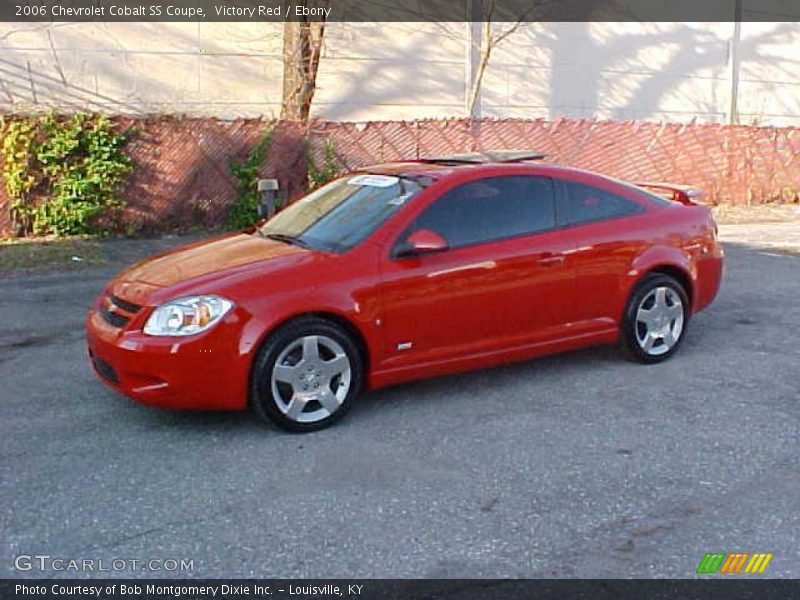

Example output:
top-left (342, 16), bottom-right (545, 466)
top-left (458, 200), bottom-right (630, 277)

top-left (622, 273), bottom-right (689, 364)
top-left (251, 318), bottom-right (363, 432)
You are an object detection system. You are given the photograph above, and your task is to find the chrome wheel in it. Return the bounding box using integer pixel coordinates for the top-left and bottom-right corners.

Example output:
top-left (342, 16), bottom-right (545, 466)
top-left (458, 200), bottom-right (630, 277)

top-left (270, 334), bottom-right (352, 424)
top-left (635, 286), bottom-right (685, 356)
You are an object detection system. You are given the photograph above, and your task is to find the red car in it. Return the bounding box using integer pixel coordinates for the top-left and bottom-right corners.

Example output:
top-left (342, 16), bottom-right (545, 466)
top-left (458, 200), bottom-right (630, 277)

top-left (86, 151), bottom-right (724, 431)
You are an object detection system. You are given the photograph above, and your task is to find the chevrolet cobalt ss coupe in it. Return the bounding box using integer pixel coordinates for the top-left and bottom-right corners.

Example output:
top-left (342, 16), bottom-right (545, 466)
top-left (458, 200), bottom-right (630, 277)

top-left (86, 152), bottom-right (723, 431)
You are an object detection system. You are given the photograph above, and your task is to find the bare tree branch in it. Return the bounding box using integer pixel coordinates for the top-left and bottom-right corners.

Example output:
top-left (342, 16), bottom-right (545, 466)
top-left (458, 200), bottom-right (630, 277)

top-left (466, 0), bottom-right (548, 118)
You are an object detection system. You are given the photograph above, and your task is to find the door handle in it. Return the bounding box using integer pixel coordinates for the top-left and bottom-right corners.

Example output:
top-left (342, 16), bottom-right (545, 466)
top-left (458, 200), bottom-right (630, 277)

top-left (537, 252), bottom-right (565, 266)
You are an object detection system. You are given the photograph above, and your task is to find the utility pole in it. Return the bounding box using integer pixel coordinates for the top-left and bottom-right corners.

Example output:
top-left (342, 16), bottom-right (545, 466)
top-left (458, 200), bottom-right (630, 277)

top-left (727, 0), bottom-right (742, 125)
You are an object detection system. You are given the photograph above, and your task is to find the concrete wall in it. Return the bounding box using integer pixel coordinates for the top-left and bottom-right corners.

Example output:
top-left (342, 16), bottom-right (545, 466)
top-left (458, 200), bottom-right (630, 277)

top-left (0, 21), bottom-right (798, 124)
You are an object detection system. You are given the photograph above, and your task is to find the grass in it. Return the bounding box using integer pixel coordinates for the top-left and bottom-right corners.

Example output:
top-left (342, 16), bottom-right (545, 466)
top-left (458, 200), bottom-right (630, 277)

top-left (0, 237), bottom-right (107, 275)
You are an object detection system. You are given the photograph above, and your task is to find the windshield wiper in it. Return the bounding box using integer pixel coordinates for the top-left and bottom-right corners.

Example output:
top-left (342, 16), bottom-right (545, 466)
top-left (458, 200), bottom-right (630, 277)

top-left (263, 232), bottom-right (311, 248)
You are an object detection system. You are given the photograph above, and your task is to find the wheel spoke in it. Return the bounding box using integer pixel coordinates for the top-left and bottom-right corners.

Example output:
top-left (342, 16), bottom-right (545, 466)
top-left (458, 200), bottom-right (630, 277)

top-left (273, 363), bottom-right (298, 385)
top-left (654, 287), bottom-right (667, 309)
top-left (637, 306), bottom-right (656, 325)
top-left (663, 329), bottom-right (677, 348)
top-left (317, 389), bottom-right (340, 414)
top-left (285, 395), bottom-right (306, 419)
top-left (642, 332), bottom-right (657, 352)
top-left (666, 302), bottom-right (683, 319)
top-left (302, 336), bottom-right (320, 362)
top-left (322, 354), bottom-right (349, 379)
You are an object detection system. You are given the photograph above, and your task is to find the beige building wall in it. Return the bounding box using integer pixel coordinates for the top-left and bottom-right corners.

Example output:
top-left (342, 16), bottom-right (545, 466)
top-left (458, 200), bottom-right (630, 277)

top-left (0, 21), bottom-right (798, 124)
top-left (0, 22), bottom-right (285, 115)
top-left (482, 22), bottom-right (733, 122)
top-left (737, 21), bottom-right (800, 123)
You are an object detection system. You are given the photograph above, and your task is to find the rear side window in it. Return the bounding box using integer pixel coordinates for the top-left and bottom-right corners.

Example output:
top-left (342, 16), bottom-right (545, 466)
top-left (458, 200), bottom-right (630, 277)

top-left (412, 176), bottom-right (556, 249)
top-left (560, 181), bottom-right (643, 226)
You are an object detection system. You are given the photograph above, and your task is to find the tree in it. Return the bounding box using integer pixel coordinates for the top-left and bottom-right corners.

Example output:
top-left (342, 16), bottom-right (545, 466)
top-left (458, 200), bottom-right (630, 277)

top-left (280, 6), bottom-right (328, 122)
top-left (466, 0), bottom-right (543, 118)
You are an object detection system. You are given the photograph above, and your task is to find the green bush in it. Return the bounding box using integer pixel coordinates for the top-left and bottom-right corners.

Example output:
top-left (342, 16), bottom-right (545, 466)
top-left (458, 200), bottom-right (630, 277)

top-left (227, 128), bottom-right (274, 230)
top-left (0, 118), bottom-right (37, 235)
top-left (307, 138), bottom-right (340, 190)
top-left (0, 113), bottom-right (133, 237)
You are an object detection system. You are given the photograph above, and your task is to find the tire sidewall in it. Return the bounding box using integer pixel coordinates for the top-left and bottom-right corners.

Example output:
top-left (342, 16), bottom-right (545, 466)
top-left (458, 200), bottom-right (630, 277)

top-left (251, 319), bottom-right (363, 432)
top-left (623, 273), bottom-right (690, 364)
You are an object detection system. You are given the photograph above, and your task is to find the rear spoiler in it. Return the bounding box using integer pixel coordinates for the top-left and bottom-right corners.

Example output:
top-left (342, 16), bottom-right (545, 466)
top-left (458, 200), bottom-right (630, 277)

top-left (633, 182), bottom-right (705, 206)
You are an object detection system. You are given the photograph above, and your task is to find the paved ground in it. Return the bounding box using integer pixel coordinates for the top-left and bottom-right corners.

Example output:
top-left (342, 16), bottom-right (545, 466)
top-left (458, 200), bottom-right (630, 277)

top-left (1, 231), bottom-right (798, 579)
top-left (719, 221), bottom-right (800, 254)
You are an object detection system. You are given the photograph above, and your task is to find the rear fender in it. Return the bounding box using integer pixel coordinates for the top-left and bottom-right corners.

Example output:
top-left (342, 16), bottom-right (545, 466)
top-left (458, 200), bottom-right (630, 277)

top-left (627, 246), bottom-right (696, 310)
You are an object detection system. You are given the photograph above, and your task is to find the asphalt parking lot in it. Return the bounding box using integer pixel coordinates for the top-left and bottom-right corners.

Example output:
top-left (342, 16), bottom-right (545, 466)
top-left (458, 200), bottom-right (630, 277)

top-left (1, 236), bottom-right (798, 579)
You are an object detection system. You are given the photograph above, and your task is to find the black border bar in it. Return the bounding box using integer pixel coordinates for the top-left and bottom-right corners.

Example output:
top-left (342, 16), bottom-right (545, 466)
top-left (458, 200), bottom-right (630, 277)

top-left (3, 579), bottom-right (800, 600)
top-left (2, 0), bottom-right (800, 22)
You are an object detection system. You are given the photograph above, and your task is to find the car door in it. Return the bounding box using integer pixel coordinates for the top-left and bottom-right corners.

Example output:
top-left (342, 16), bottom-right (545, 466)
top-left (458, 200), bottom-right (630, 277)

top-left (376, 175), bottom-right (577, 370)
top-left (555, 178), bottom-right (650, 331)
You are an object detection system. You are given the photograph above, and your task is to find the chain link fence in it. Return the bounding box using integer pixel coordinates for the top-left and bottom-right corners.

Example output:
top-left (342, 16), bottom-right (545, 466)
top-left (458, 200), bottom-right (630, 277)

top-left (2, 117), bottom-right (799, 236)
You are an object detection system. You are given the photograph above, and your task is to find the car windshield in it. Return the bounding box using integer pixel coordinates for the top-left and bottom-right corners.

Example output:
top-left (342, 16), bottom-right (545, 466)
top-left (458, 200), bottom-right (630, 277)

top-left (257, 174), bottom-right (423, 253)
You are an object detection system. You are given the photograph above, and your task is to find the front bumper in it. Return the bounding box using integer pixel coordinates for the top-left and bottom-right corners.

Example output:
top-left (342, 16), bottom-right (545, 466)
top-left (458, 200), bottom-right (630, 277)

top-left (85, 306), bottom-right (250, 411)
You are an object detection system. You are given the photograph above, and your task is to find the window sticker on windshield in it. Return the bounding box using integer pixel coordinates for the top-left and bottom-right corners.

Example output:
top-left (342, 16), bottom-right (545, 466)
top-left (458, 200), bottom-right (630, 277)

top-left (388, 193), bottom-right (413, 206)
top-left (348, 174), bottom-right (399, 188)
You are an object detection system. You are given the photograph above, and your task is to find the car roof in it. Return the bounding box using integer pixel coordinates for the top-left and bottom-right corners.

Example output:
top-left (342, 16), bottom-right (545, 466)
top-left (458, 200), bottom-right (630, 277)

top-left (360, 152), bottom-right (694, 207)
top-left (363, 159), bottom-right (594, 184)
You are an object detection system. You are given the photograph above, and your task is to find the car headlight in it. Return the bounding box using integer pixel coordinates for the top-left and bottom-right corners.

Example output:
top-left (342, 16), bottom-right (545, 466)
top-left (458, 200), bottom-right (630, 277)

top-left (143, 295), bottom-right (234, 337)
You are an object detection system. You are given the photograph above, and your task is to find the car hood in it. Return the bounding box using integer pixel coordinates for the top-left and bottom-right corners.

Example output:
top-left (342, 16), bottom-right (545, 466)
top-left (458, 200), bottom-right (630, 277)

top-left (110, 233), bottom-right (309, 302)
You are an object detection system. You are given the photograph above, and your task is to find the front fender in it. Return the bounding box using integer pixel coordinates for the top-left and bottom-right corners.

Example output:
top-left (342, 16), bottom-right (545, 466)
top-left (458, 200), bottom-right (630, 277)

top-left (235, 285), bottom-right (381, 388)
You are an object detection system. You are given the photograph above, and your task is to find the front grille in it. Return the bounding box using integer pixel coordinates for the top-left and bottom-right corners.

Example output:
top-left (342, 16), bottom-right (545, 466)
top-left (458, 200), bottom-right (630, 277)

top-left (109, 294), bottom-right (142, 314)
top-left (98, 293), bottom-right (142, 328)
top-left (99, 304), bottom-right (130, 328)
top-left (92, 356), bottom-right (120, 385)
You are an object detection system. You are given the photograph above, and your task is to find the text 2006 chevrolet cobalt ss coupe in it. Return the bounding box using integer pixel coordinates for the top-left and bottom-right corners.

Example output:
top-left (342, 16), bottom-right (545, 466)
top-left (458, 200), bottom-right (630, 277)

top-left (86, 152), bottom-right (723, 431)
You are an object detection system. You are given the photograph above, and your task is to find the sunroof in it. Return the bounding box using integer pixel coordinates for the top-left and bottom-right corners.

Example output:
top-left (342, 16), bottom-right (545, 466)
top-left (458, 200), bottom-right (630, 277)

top-left (419, 150), bottom-right (547, 164)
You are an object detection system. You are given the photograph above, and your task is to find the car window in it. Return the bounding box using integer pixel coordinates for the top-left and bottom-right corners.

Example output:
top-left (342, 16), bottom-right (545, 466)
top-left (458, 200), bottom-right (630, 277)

top-left (560, 181), bottom-right (643, 226)
top-left (410, 176), bottom-right (556, 249)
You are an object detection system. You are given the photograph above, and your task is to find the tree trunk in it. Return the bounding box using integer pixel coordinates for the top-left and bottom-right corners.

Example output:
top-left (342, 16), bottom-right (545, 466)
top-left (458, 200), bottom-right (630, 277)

top-left (280, 17), bottom-right (326, 123)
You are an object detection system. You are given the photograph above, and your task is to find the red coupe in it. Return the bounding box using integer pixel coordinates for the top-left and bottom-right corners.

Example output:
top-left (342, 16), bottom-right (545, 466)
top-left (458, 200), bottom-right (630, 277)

top-left (86, 152), bottom-right (724, 431)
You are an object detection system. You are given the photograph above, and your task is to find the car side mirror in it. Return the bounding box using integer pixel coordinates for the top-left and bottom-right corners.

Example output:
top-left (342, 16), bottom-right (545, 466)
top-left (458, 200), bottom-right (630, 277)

top-left (395, 229), bottom-right (449, 258)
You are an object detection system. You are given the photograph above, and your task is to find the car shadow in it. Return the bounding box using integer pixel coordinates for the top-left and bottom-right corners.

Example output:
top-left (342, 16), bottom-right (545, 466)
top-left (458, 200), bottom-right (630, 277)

top-left (120, 401), bottom-right (266, 434)
top-left (116, 344), bottom-right (622, 435)
top-left (351, 343), bottom-right (626, 419)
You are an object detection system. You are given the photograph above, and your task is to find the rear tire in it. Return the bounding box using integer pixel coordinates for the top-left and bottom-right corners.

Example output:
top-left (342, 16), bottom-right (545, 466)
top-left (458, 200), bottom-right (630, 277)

top-left (621, 273), bottom-right (689, 364)
top-left (251, 318), bottom-right (363, 432)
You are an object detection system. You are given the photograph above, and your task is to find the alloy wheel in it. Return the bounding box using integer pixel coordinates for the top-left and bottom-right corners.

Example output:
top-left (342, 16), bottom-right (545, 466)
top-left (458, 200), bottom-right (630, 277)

top-left (634, 286), bottom-right (685, 356)
top-left (270, 334), bottom-right (352, 423)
